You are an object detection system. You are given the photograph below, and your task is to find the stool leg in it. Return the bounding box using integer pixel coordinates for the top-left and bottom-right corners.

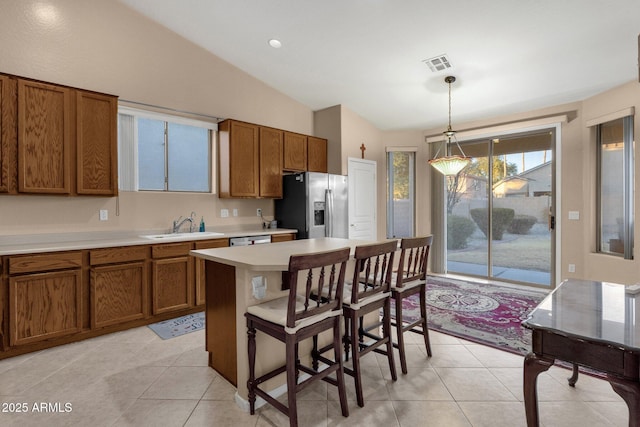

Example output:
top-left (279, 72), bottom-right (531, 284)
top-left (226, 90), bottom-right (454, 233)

top-left (383, 298), bottom-right (397, 381)
top-left (395, 293), bottom-right (408, 374)
top-left (343, 313), bottom-right (351, 362)
top-left (349, 310), bottom-right (365, 407)
top-left (285, 334), bottom-right (298, 427)
top-left (333, 316), bottom-right (349, 417)
top-left (247, 322), bottom-right (257, 415)
top-left (312, 335), bottom-right (320, 371)
top-left (419, 285), bottom-right (432, 357)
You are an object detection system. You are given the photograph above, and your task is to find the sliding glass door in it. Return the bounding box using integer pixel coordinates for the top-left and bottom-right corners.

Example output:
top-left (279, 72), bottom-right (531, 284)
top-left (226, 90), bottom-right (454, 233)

top-left (445, 129), bottom-right (555, 287)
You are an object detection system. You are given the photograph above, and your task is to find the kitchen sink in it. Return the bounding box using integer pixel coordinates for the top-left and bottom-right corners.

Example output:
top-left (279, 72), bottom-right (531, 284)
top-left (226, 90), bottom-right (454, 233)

top-left (139, 231), bottom-right (224, 240)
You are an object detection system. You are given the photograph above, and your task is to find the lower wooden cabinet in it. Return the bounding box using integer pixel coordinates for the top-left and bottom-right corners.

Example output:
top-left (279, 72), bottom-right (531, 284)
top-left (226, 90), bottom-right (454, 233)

top-left (271, 233), bottom-right (296, 243)
top-left (91, 262), bottom-right (147, 328)
top-left (151, 243), bottom-right (193, 314)
top-left (89, 246), bottom-right (149, 329)
top-left (9, 269), bottom-right (82, 346)
top-left (8, 251), bottom-right (83, 346)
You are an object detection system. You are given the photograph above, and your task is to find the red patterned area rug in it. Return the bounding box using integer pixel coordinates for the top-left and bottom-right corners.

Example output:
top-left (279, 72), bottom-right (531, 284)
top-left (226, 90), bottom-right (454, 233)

top-left (393, 275), bottom-right (548, 355)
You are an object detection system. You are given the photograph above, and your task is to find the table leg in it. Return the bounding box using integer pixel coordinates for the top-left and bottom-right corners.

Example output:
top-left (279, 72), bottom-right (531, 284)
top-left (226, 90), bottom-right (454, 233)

top-left (608, 377), bottom-right (640, 427)
top-left (523, 352), bottom-right (554, 427)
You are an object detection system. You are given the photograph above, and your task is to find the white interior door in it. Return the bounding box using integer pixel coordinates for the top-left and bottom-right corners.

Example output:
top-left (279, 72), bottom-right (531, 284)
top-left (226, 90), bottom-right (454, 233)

top-left (348, 157), bottom-right (377, 240)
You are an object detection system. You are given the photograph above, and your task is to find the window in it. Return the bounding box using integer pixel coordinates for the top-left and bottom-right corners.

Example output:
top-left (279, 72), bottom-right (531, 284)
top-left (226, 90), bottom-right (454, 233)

top-left (386, 149), bottom-right (415, 238)
top-left (597, 115), bottom-right (634, 259)
top-left (118, 107), bottom-right (217, 192)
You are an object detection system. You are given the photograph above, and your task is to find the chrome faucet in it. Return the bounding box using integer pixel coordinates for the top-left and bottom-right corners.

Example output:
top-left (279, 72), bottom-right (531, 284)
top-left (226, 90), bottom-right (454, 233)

top-left (172, 211), bottom-right (197, 233)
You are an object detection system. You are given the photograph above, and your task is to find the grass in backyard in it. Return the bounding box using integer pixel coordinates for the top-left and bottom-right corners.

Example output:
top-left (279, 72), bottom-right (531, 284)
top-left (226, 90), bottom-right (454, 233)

top-left (448, 231), bottom-right (551, 272)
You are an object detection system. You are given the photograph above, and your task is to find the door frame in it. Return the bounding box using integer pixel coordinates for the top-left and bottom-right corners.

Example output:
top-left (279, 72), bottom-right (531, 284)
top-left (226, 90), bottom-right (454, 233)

top-left (429, 115), bottom-right (566, 288)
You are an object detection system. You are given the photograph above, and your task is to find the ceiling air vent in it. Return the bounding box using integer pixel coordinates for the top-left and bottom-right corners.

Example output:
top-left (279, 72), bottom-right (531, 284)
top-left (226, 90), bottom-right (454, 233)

top-left (423, 54), bottom-right (452, 72)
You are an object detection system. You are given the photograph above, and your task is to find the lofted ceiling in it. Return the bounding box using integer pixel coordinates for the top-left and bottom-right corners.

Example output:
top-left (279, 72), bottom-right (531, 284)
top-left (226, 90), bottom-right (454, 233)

top-left (118, 0), bottom-right (640, 131)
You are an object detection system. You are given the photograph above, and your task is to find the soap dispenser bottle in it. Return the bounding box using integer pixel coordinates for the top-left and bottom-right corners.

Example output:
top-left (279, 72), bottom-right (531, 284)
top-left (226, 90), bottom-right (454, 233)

top-left (199, 217), bottom-right (205, 232)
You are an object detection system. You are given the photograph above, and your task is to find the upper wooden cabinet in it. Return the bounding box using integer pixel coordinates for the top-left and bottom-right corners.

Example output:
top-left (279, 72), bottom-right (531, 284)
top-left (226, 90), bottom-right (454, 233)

top-left (259, 126), bottom-right (283, 197)
top-left (307, 136), bottom-right (328, 173)
top-left (283, 131), bottom-right (307, 171)
top-left (218, 120), bottom-right (284, 198)
top-left (18, 79), bottom-right (72, 194)
top-left (0, 73), bottom-right (118, 196)
top-left (218, 120), bottom-right (260, 197)
top-left (76, 91), bottom-right (118, 195)
top-left (0, 75), bottom-right (17, 193)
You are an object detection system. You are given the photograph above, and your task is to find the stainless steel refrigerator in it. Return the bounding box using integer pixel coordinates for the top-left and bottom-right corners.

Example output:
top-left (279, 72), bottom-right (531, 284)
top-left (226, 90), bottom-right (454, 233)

top-left (275, 172), bottom-right (348, 239)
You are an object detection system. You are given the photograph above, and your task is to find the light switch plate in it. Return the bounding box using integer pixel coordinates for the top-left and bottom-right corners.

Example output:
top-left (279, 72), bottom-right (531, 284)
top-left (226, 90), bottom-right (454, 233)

top-left (568, 211), bottom-right (580, 220)
top-left (221, 209), bottom-right (229, 218)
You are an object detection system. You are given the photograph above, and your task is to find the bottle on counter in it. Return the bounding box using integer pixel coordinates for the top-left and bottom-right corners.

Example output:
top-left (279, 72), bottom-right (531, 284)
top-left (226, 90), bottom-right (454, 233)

top-left (199, 217), bottom-right (205, 232)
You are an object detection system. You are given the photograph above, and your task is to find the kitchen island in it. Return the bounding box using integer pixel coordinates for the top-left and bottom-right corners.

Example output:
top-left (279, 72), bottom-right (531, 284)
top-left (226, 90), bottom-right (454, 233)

top-left (190, 237), bottom-right (371, 408)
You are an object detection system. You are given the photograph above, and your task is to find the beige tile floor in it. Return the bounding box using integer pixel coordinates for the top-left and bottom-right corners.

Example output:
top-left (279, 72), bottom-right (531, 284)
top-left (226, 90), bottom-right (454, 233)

top-left (0, 324), bottom-right (628, 427)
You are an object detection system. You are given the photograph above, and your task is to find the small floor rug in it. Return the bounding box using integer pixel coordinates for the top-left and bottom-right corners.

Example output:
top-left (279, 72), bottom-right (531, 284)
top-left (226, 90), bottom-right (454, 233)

top-left (148, 311), bottom-right (205, 340)
top-left (393, 276), bottom-right (547, 355)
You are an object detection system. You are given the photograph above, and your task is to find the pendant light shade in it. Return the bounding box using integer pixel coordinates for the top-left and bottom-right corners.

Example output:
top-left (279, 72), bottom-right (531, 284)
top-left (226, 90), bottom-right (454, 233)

top-left (428, 76), bottom-right (471, 176)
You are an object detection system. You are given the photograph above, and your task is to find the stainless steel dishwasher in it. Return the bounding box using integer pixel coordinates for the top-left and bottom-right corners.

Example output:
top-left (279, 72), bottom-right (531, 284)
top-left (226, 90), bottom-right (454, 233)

top-left (229, 235), bottom-right (271, 246)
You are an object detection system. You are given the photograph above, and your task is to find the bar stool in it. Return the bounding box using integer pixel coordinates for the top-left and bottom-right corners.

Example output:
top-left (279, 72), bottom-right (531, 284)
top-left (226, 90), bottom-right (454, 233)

top-left (245, 247), bottom-right (350, 427)
top-left (391, 235), bottom-right (433, 374)
top-left (335, 240), bottom-right (398, 407)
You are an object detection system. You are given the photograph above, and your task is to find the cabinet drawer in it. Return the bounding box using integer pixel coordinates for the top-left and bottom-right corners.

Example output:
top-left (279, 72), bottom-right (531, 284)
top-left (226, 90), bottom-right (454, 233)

top-left (152, 242), bottom-right (192, 259)
top-left (90, 246), bottom-right (148, 266)
top-left (194, 239), bottom-right (229, 249)
top-left (9, 251), bottom-right (82, 274)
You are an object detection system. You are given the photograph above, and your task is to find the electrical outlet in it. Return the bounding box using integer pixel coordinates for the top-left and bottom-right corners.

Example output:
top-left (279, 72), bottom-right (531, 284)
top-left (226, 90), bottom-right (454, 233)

top-left (568, 264), bottom-right (576, 273)
top-left (257, 208), bottom-right (262, 217)
top-left (99, 210), bottom-right (108, 221)
top-left (221, 209), bottom-right (229, 218)
top-left (232, 208), bottom-right (238, 217)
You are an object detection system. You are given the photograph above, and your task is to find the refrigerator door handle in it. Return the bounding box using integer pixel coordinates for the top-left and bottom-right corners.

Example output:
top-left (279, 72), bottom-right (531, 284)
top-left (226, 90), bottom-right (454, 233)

top-left (325, 188), bottom-right (333, 237)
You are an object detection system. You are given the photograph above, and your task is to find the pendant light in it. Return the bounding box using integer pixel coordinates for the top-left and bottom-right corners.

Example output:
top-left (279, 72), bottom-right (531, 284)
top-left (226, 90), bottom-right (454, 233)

top-left (428, 76), bottom-right (471, 176)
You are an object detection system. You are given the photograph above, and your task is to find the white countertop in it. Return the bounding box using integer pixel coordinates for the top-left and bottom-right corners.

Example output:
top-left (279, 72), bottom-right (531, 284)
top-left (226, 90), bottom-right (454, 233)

top-left (190, 237), bottom-right (373, 271)
top-left (0, 227), bottom-right (297, 256)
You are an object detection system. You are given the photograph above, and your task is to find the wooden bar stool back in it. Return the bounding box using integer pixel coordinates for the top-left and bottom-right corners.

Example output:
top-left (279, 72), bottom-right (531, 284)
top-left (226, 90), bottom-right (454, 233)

top-left (245, 247), bottom-right (350, 427)
top-left (391, 235), bottom-right (433, 374)
top-left (341, 239), bottom-right (398, 407)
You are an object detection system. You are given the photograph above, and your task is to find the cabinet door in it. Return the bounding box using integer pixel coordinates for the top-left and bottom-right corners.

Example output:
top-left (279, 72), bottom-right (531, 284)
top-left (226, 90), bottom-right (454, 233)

top-left (194, 239), bottom-right (228, 306)
top-left (259, 126), bottom-right (283, 197)
top-left (76, 91), bottom-right (118, 196)
top-left (17, 80), bottom-right (71, 194)
top-left (91, 261), bottom-right (148, 328)
top-left (0, 75), bottom-right (17, 193)
top-left (223, 120), bottom-right (259, 197)
top-left (152, 256), bottom-right (193, 314)
top-left (283, 131), bottom-right (307, 171)
top-left (307, 136), bottom-right (328, 173)
top-left (9, 269), bottom-right (82, 346)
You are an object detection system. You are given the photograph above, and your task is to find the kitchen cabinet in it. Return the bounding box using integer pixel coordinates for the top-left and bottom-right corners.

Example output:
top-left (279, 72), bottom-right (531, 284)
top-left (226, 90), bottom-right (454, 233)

top-left (0, 73), bottom-right (118, 196)
top-left (151, 242), bottom-right (193, 314)
top-left (270, 233), bottom-right (296, 243)
top-left (283, 131), bottom-right (307, 171)
top-left (8, 252), bottom-right (83, 346)
top-left (193, 238), bottom-right (229, 306)
top-left (76, 91), bottom-right (118, 195)
top-left (307, 136), bottom-right (328, 173)
top-left (18, 79), bottom-right (72, 194)
top-left (0, 75), bottom-right (17, 193)
top-left (218, 120), bottom-right (260, 197)
top-left (259, 126), bottom-right (283, 197)
top-left (90, 246), bottom-right (148, 328)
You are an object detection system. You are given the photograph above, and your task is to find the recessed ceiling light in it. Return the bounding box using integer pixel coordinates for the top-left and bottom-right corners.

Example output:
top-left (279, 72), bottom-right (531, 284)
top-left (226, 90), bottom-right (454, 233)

top-left (268, 39), bottom-right (282, 48)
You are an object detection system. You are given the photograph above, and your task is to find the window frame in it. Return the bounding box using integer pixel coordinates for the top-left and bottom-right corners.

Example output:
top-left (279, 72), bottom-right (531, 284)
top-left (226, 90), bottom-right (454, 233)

top-left (596, 114), bottom-right (634, 259)
top-left (386, 147), bottom-right (416, 238)
top-left (118, 106), bottom-right (217, 193)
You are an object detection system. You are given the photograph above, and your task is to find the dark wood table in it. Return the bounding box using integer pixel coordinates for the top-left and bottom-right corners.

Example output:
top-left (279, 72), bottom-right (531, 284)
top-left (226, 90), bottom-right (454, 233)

top-left (522, 279), bottom-right (640, 427)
